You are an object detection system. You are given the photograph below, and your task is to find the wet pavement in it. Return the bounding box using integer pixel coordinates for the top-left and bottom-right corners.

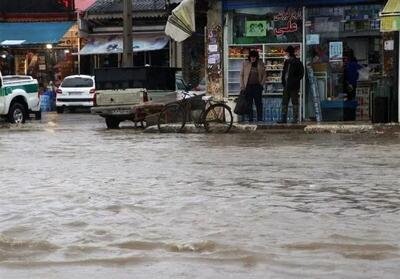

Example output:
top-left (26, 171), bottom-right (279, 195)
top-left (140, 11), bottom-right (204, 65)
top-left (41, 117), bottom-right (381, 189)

top-left (0, 112), bottom-right (400, 279)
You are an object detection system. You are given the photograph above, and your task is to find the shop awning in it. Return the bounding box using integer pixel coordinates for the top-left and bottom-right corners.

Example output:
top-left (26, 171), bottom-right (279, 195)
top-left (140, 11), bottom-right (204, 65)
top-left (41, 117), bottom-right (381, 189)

top-left (223, 0), bottom-right (382, 10)
top-left (0, 22), bottom-right (74, 46)
top-left (78, 34), bottom-right (169, 55)
top-left (380, 0), bottom-right (400, 32)
top-left (165, 0), bottom-right (195, 42)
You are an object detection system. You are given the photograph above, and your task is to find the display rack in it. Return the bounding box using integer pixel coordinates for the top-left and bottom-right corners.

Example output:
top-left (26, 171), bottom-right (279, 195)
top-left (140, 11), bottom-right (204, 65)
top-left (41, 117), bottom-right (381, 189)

top-left (15, 55), bottom-right (27, 75)
top-left (264, 43), bottom-right (299, 96)
top-left (227, 44), bottom-right (262, 95)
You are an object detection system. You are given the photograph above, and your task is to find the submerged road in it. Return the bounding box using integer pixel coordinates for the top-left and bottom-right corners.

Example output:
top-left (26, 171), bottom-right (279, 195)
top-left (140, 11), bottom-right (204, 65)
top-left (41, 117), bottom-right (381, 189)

top-left (0, 113), bottom-right (399, 278)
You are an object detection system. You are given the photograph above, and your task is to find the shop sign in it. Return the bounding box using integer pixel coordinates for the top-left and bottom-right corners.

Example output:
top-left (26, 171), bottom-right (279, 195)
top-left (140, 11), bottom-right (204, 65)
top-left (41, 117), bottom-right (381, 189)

top-left (381, 16), bottom-right (400, 32)
top-left (329, 41), bottom-right (343, 61)
top-left (273, 9), bottom-right (301, 37)
top-left (233, 8), bottom-right (302, 44)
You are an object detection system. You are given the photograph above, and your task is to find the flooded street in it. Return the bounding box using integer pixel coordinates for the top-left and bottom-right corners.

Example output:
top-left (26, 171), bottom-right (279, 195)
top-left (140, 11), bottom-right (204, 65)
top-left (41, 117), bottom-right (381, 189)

top-left (0, 113), bottom-right (399, 278)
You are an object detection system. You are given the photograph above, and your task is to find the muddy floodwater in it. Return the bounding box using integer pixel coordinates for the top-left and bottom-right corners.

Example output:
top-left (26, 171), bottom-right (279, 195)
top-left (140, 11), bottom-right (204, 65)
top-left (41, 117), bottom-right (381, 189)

top-left (0, 113), bottom-right (399, 279)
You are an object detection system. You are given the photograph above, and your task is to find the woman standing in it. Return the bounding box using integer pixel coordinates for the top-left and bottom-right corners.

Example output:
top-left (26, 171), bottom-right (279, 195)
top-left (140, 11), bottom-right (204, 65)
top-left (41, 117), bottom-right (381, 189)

top-left (240, 50), bottom-right (266, 122)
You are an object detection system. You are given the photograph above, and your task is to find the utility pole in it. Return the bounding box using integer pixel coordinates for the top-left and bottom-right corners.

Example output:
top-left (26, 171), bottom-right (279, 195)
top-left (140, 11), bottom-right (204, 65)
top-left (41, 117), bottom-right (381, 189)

top-left (122, 0), bottom-right (133, 67)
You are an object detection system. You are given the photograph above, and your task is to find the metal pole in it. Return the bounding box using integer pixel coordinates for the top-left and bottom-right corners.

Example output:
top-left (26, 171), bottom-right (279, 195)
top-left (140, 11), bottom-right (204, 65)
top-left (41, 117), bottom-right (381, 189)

top-left (77, 12), bottom-right (81, 74)
top-left (122, 0), bottom-right (133, 67)
top-left (398, 32), bottom-right (400, 122)
top-left (301, 6), bottom-right (306, 123)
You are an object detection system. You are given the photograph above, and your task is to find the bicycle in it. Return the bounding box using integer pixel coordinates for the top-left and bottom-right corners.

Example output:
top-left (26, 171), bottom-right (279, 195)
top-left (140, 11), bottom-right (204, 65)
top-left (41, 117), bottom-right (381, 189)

top-left (157, 91), bottom-right (233, 133)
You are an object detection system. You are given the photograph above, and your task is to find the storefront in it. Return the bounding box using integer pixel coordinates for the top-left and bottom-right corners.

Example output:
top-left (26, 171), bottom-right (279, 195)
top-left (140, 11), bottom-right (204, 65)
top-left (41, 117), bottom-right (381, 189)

top-left (0, 22), bottom-right (78, 87)
top-left (222, 0), bottom-right (389, 123)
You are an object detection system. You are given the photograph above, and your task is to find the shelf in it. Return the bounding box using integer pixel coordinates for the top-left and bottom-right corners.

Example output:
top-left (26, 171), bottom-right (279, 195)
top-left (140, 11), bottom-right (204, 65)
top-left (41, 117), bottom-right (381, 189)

top-left (340, 31), bottom-right (380, 37)
top-left (264, 93), bottom-right (283, 96)
top-left (265, 56), bottom-right (285, 59)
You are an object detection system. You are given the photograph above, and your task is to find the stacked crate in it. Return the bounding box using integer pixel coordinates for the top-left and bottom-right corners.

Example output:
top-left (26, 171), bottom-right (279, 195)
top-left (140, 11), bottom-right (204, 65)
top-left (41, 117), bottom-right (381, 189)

top-left (356, 86), bottom-right (370, 121)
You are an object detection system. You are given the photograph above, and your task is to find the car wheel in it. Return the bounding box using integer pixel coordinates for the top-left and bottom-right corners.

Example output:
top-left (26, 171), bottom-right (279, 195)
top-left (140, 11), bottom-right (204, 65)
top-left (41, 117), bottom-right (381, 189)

top-left (56, 107), bottom-right (64, 114)
top-left (8, 103), bottom-right (27, 124)
top-left (105, 117), bottom-right (120, 129)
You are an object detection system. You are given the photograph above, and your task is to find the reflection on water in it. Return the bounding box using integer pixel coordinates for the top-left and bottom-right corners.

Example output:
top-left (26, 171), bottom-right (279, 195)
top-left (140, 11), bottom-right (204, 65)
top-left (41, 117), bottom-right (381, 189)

top-left (0, 113), bottom-right (399, 278)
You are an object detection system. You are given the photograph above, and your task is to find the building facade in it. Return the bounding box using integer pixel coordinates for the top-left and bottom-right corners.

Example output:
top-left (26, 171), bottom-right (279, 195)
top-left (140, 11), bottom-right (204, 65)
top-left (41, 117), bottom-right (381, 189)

top-left (0, 0), bottom-right (79, 86)
top-left (217, 0), bottom-right (398, 122)
top-left (78, 0), bottom-right (175, 74)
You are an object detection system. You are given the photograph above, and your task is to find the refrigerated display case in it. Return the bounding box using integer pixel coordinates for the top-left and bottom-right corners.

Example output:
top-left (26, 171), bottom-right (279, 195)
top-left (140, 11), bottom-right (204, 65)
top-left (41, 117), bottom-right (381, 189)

top-left (227, 43), bottom-right (302, 122)
top-left (227, 45), bottom-right (262, 95)
top-left (264, 43), bottom-right (301, 95)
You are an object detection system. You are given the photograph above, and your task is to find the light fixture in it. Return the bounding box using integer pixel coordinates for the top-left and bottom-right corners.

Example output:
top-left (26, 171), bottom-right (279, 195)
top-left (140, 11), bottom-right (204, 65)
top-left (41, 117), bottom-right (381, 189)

top-left (46, 44), bottom-right (53, 49)
top-left (64, 49), bottom-right (70, 54)
top-left (1, 54), bottom-right (6, 59)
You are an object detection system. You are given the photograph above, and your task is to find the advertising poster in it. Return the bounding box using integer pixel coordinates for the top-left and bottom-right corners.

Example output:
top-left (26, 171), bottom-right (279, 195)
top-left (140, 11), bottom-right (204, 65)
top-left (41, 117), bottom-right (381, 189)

top-left (246, 21), bottom-right (267, 37)
top-left (329, 41), bottom-right (343, 61)
top-left (306, 34), bottom-right (320, 45)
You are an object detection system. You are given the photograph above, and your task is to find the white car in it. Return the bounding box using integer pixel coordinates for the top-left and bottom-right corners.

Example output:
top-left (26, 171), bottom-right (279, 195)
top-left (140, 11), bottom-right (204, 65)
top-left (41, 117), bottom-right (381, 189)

top-left (56, 75), bottom-right (95, 113)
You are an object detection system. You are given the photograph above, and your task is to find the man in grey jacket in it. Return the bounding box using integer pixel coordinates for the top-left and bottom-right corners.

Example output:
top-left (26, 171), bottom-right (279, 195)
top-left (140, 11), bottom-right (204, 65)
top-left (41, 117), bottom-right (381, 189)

top-left (240, 50), bottom-right (266, 122)
top-left (279, 45), bottom-right (304, 123)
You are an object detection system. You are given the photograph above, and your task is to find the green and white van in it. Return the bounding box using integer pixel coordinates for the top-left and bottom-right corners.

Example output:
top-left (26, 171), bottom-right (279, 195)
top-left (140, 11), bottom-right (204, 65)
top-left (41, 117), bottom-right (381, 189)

top-left (0, 71), bottom-right (41, 123)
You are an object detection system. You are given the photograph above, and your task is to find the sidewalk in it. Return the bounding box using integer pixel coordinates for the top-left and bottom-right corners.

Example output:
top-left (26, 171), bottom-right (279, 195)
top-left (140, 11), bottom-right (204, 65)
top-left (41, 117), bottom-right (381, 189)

top-left (258, 122), bottom-right (400, 134)
top-left (145, 122), bottom-right (400, 134)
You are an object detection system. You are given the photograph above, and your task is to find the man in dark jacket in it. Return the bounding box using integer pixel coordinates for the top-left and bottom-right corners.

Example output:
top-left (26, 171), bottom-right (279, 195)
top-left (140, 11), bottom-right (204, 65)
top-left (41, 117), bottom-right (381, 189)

top-left (279, 45), bottom-right (304, 123)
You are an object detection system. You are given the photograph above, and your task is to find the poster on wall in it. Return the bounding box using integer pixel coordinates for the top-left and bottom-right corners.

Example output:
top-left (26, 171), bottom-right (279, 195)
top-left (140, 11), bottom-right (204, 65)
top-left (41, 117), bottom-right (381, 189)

top-left (246, 21), bottom-right (267, 37)
top-left (206, 25), bottom-right (223, 99)
top-left (329, 41), bottom-right (343, 61)
top-left (306, 34), bottom-right (320, 45)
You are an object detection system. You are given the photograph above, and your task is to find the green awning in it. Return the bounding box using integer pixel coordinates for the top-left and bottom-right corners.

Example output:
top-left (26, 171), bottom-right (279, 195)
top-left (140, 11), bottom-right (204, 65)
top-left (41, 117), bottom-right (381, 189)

top-left (380, 0), bottom-right (400, 32)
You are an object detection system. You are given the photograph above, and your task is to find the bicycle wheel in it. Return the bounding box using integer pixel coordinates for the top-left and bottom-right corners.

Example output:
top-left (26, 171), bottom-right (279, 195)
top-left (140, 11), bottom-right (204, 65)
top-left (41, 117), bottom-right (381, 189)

top-left (193, 110), bottom-right (205, 128)
top-left (157, 103), bottom-right (186, 132)
top-left (204, 103), bottom-right (233, 133)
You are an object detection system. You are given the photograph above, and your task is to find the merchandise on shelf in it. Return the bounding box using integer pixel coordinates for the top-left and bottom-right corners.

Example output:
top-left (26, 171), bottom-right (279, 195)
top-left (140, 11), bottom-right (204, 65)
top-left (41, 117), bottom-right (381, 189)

top-left (228, 45), bottom-right (262, 59)
top-left (264, 44), bottom-right (301, 95)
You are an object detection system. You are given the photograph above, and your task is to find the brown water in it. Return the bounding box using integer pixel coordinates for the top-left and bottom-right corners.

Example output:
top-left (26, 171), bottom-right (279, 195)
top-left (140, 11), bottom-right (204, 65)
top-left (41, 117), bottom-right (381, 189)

top-left (0, 113), bottom-right (399, 278)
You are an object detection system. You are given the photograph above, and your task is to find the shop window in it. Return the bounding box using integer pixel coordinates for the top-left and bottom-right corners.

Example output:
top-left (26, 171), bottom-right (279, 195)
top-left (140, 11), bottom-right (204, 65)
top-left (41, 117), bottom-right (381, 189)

top-left (305, 4), bottom-right (384, 121)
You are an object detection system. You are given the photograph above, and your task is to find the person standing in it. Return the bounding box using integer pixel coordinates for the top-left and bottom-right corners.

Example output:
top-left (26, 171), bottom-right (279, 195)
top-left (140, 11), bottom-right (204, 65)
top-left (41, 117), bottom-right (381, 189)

top-left (279, 45), bottom-right (304, 123)
top-left (240, 50), bottom-right (266, 122)
top-left (344, 50), bottom-right (362, 100)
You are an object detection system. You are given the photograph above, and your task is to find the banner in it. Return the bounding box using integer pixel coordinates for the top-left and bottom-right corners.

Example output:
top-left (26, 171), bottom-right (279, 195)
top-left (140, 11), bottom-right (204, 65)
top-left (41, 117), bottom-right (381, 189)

top-left (79, 35), bottom-right (169, 55)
